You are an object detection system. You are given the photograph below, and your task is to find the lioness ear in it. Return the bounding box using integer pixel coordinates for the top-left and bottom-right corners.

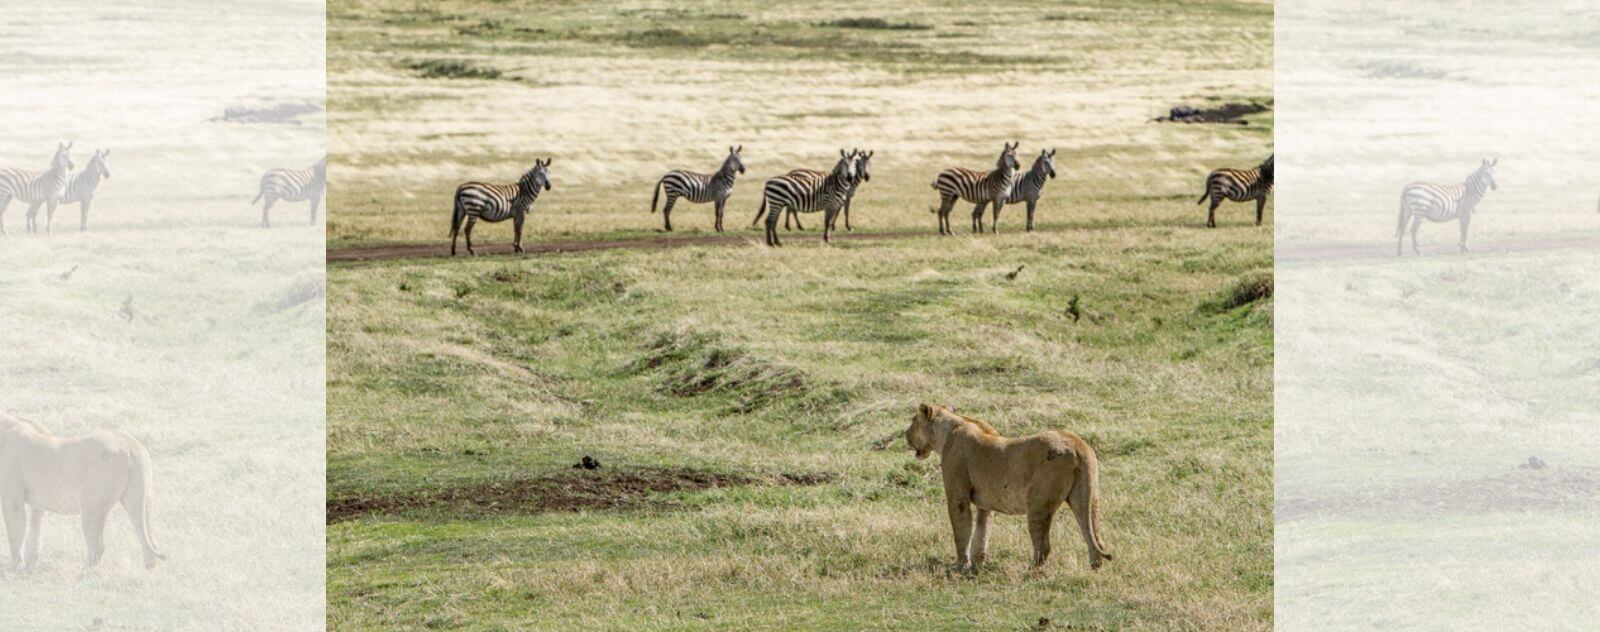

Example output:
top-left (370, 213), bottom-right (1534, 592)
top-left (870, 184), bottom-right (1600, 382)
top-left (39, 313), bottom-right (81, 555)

top-left (918, 403), bottom-right (932, 417)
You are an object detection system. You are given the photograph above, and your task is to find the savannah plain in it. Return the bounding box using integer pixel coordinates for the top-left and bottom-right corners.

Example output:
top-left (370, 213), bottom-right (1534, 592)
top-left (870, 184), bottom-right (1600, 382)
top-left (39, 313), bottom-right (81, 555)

top-left (0, 0), bottom-right (326, 629)
top-left (327, 1), bottom-right (1274, 629)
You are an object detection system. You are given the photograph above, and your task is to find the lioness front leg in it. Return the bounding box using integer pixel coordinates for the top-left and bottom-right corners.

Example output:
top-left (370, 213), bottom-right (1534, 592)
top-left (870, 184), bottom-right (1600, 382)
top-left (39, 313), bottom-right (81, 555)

top-left (947, 498), bottom-right (975, 571)
top-left (970, 508), bottom-right (992, 569)
top-left (2, 497), bottom-right (25, 572)
top-left (21, 506), bottom-right (44, 572)
top-left (1028, 505), bottom-right (1058, 568)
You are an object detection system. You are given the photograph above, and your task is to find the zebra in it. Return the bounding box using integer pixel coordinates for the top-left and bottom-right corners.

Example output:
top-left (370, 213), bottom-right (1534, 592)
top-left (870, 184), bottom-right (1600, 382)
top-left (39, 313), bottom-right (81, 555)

top-left (450, 158), bottom-right (552, 256)
top-left (932, 141), bottom-right (1020, 235)
top-left (1196, 154), bottom-right (1273, 228)
top-left (0, 142), bottom-right (74, 235)
top-left (253, 157), bottom-right (326, 228)
top-left (758, 149), bottom-right (856, 247)
top-left (761, 148), bottom-right (874, 232)
top-left (62, 148), bottom-right (112, 232)
top-left (1396, 158), bottom-right (1498, 256)
top-left (651, 145), bottom-right (744, 232)
top-left (1008, 148), bottom-right (1058, 232)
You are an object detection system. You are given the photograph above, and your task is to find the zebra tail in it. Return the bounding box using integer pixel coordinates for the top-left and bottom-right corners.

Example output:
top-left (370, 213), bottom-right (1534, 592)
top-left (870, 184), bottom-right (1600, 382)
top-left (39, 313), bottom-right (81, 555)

top-left (1195, 190), bottom-right (1209, 205)
top-left (251, 189), bottom-right (263, 205)
top-left (651, 178), bottom-right (663, 214)
top-left (1395, 193), bottom-right (1408, 238)
top-left (450, 196), bottom-right (464, 238)
top-left (750, 197), bottom-right (767, 227)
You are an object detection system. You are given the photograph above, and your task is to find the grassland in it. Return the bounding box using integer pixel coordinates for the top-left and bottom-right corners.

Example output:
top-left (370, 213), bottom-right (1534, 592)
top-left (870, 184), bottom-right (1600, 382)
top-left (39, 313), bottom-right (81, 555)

top-left (1275, 1), bottom-right (1600, 628)
top-left (0, 0), bottom-right (325, 629)
top-left (328, 0), bottom-right (1273, 629)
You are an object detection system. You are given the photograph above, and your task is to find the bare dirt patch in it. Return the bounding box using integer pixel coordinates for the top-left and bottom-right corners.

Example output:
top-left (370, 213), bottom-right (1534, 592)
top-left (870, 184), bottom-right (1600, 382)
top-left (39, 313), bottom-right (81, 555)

top-left (327, 467), bottom-right (836, 523)
top-left (1278, 467), bottom-right (1600, 522)
top-left (1153, 102), bottom-right (1270, 125)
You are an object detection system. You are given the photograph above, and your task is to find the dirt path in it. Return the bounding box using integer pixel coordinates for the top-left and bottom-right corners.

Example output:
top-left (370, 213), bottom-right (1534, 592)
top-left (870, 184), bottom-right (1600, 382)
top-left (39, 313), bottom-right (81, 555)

top-left (1278, 235), bottom-right (1600, 263)
top-left (329, 228), bottom-right (943, 263)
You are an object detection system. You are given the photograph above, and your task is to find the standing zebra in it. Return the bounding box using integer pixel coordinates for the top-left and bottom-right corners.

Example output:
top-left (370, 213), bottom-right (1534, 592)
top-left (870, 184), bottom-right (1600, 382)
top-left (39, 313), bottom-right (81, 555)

top-left (62, 148), bottom-right (112, 232)
top-left (1396, 158), bottom-right (1498, 256)
top-left (253, 157), bottom-right (326, 228)
top-left (762, 148), bottom-right (874, 232)
top-left (0, 142), bottom-right (74, 235)
top-left (758, 149), bottom-right (856, 247)
top-left (932, 141), bottom-right (1020, 235)
top-left (651, 145), bottom-right (745, 232)
top-left (450, 158), bottom-right (552, 256)
top-left (1196, 154), bottom-right (1273, 228)
top-left (1008, 148), bottom-right (1058, 232)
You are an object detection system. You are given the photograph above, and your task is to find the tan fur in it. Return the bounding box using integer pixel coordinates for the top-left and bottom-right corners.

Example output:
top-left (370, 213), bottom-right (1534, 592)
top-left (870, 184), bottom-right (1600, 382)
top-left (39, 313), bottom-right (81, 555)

top-left (0, 410), bottom-right (165, 573)
top-left (905, 403), bottom-right (1112, 571)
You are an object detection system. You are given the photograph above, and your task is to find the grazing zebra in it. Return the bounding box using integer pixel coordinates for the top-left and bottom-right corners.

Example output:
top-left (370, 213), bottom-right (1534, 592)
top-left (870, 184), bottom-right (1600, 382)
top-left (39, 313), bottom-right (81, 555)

top-left (763, 148), bottom-right (874, 232)
top-left (1396, 158), bottom-right (1498, 256)
top-left (62, 149), bottom-right (112, 232)
top-left (651, 145), bottom-right (745, 232)
top-left (1196, 154), bottom-right (1273, 228)
top-left (450, 158), bottom-right (552, 256)
top-left (1008, 148), bottom-right (1058, 232)
top-left (758, 149), bottom-right (856, 247)
top-left (0, 142), bottom-right (74, 235)
top-left (932, 141), bottom-right (1021, 235)
top-left (253, 158), bottom-right (326, 228)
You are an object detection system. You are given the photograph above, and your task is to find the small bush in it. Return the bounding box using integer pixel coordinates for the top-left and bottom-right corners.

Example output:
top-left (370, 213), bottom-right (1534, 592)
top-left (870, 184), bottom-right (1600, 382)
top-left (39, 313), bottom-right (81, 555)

top-left (818, 17), bottom-right (932, 31)
top-left (622, 28), bottom-right (718, 48)
top-left (1201, 270), bottom-right (1274, 313)
top-left (409, 59), bottom-right (502, 80)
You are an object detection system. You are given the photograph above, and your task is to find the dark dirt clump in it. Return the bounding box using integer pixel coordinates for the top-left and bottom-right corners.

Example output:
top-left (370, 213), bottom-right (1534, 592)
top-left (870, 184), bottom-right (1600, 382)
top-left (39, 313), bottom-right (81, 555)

top-left (327, 467), bottom-right (835, 524)
top-left (1153, 102), bottom-right (1270, 125)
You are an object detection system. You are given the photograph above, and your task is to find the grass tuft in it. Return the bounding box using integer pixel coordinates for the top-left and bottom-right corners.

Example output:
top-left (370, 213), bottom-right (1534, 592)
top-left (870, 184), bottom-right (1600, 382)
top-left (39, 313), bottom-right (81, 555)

top-left (1202, 270), bottom-right (1274, 313)
top-left (818, 17), bottom-right (933, 31)
top-left (408, 58), bottom-right (502, 80)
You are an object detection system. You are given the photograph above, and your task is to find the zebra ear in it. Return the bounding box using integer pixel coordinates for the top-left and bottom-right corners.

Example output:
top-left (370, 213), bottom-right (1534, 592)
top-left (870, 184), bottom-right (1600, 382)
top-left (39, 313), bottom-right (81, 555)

top-left (1491, 158), bottom-right (1498, 166)
top-left (736, 144), bottom-right (742, 153)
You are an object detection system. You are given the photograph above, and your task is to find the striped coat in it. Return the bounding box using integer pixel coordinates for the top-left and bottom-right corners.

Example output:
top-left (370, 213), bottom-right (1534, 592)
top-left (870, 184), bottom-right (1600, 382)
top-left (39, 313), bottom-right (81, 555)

top-left (254, 158), bottom-right (326, 228)
top-left (766, 148), bottom-right (873, 232)
top-left (450, 158), bottom-right (552, 256)
top-left (1196, 154), bottom-right (1273, 228)
top-left (62, 149), bottom-right (112, 232)
top-left (1007, 149), bottom-right (1057, 232)
top-left (0, 142), bottom-right (74, 234)
top-left (652, 146), bottom-right (744, 233)
top-left (932, 141), bottom-right (1020, 234)
top-left (759, 149), bottom-right (856, 246)
top-left (1396, 158), bottom-right (1497, 255)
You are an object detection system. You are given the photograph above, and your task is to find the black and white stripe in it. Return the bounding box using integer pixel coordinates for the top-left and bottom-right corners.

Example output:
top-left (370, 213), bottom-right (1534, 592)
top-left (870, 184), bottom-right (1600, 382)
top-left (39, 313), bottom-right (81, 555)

top-left (253, 158), bottom-right (326, 228)
top-left (932, 141), bottom-right (1020, 234)
top-left (766, 148), bottom-right (874, 232)
top-left (0, 142), bottom-right (74, 235)
top-left (1196, 154), bottom-right (1273, 228)
top-left (62, 148), bottom-right (111, 232)
top-left (759, 149), bottom-right (856, 246)
top-left (1396, 158), bottom-right (1497, 255)
top-left (652, 146), bottom-right (744, 232)
top-left (1007, 148), bottom-right (1058, 232)
top-left (450, 158), bottom-right (552, 256)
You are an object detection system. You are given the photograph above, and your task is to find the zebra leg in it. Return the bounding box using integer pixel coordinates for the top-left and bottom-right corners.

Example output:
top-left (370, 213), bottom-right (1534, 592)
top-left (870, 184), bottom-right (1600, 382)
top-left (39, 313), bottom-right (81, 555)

top-left (714, 199), bottom-right (725, 233)
top-left (990, 200), bottom-right (1004, 234)
top-left (26, 201), bottom-right (42, 233)
top-left (1206, 197), bottom-right (1220, 228)
top-left (80, 200), bottom-right (91, 232)
top-left (0, 196), bottom-right (10, 235)
top-left (45, 201), bottom-right (58, 234)
top-left (261, 197), bottom-right (275, 228)
top-left (789, 208), bottom-right (804, 231)
top-left (971, 202), bottom-right (987, 234)
top-left (937, 197), bottom-right (956, 235)
top-left (844, 195), bottom-right (853, 231)
top-left (464, 217), bottom-right (478, 255)
top-left (661, 195), bottom-right (676, 232)
top-left (513, 213), bottom-right (526, 254)
top-left (765, 203), bottom-right (783, 247)
top-left (1254, 196), bottom-right (1266, 226)
top-left (823, 207), bottom-right (839, 244)
top-left (1025, 199), bottom-right (1037, 232)
top-left (309, 194), bottom-right (322, 225)
top-left (1458, 214), bottom-right (1471, 253)
top-left (1409, 217), bottom-right (1422, 255)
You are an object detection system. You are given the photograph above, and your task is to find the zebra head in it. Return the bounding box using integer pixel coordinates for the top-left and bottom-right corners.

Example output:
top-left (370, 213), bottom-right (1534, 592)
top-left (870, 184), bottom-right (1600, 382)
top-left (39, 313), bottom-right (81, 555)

top-left (53, 142), bottom-right (75, 171)
top-left (87, 149), bottom-right (111, 180)
top-left (1261, 154), bottom-right (1274, 183)
top-left (522, 158), bottom-right (552, 193)
top-left (854, 149), bottom-right (874, 182)
top-left (998, 141), bottom-right (1020, 173)
top-left (833, 149), bottom-right (858, 181)
top-left (1476, 158), bottom-right (1497, 191)
top-left (1036, 149), bottom-right (1057, 179)
top-left (723, 145), bottom-right (745, 176)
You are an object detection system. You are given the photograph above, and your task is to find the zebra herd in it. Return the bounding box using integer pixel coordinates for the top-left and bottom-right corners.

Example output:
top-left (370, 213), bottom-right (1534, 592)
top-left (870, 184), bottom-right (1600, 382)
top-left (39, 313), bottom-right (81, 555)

top-left (449, 142), bottom-right (1276, 255)
top-left (0, 143), bottom-right (326, 233)
top-left (0, 143), bottom-right (112, 234)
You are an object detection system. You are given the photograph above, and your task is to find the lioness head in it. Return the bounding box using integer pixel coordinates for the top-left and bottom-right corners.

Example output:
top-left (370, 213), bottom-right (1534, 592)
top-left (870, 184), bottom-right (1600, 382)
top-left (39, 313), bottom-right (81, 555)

top-left (906, 403), bottom-right (945, 460)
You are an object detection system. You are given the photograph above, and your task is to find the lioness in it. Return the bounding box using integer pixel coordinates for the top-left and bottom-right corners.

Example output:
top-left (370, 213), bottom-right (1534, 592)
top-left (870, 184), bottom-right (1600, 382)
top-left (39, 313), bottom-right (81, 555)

top-left (0, 409), bottom-right (165, 572)
top-left (906, 403), bottom-right (1112, 571)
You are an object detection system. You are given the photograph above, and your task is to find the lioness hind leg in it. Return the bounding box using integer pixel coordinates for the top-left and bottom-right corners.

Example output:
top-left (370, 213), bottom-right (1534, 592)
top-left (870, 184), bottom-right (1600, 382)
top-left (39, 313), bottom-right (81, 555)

top-left (81, 505), bottom-right (112, 568)
top-left (970, 509), bottom-right (992, 569)
top-left (21, 506), bottom-right (44, 571)
top-left (947, 499), bottom-right (975, 571)
top-left (1028, 505), bottom-right (1059, 568)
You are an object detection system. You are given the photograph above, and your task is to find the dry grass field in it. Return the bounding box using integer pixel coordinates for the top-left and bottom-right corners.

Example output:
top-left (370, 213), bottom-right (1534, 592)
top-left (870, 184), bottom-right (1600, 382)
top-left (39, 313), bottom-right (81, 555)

top-left (326, 0), bottom-right (1274, 629)
top-left (0, 0), bottom-right (326, 629)
top-left (1275, 1), bottom-right (1600, 628)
